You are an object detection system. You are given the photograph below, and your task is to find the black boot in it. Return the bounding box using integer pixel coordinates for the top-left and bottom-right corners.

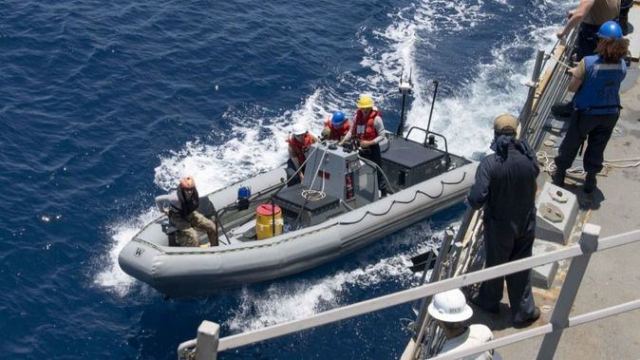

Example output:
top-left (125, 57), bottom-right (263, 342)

top-left (584, 173), bottom-right (597, 193)
top-left (552, 168), bottom-right (566, 187)
top-left (513, 307), bottom-right (541, 329)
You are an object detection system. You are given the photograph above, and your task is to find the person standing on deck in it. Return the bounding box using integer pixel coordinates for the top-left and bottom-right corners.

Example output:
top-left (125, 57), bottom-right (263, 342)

top-left (466, 114), bottom-right (541, 328)
top-left (553, 21), bottom-right (628, 194)
top-left (556, 0), bottom-right (620, 61)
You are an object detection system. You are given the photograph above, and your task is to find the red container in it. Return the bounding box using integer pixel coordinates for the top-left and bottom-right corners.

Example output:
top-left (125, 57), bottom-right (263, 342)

top-left (256, 204), bottom-right (281, 217)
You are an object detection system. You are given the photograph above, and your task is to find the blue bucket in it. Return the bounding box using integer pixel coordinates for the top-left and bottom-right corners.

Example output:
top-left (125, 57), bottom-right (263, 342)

top-left (238, 186), bottom-right (251, 200)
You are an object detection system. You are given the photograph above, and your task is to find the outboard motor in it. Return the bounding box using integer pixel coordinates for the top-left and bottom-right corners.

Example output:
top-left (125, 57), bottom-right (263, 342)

top-left (155, 195), bottom-right (179, 246)
top-left (161, 221), bottom-right (179, 247)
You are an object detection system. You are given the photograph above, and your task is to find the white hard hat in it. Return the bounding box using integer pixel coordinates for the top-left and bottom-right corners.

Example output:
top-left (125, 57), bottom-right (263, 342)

top-left (427, 289), bottom-right (473, 322)
top-left (292, 124), bottom-right (307, 136)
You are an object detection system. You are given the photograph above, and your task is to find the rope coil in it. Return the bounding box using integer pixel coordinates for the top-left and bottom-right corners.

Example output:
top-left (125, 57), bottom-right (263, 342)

top-left (301, 147), bottom-right (328, 201)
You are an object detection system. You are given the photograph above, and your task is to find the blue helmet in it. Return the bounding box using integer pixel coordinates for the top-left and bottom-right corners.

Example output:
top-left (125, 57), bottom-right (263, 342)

top-left (597, 21), bottom-right (623, 39)
top-left (331, 111), bottom-right (346, 126)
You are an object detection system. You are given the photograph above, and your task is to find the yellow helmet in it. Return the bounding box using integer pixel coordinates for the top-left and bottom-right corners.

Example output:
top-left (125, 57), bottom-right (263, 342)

top-left (356, 95), bottom-right (374, 109)
top-left (493, 113), bottom-right (518, 135)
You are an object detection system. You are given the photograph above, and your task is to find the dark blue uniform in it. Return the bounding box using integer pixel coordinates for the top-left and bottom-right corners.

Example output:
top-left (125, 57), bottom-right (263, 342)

top-left (555, 55), bottom-right (626, 182)
top-left (468, 137), bottom-right (539, 323)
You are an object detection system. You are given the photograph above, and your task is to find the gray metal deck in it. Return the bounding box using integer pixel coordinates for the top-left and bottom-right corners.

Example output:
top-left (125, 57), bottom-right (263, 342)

top-left (477, 6), bottom-right (640, 358)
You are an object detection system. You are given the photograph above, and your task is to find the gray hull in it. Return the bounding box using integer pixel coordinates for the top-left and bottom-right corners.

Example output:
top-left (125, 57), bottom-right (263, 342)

top-left (119, 163), bottom-right (477, 297)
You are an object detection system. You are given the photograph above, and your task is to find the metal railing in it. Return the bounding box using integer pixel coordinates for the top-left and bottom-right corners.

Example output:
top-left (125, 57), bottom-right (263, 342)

top-left (402, 31), bottom-right (581, 359)
top-left (520, 33), bottom-right (576, 149)
top-left (177, 226), bottom-right (640, 360)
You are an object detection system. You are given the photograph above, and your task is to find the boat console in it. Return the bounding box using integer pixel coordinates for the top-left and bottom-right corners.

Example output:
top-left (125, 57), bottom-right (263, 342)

top-left (273, 141), bottom-right (378, 226)
top-left (273, 183), bottom-right (343, 226)
top-left (380, 136), bottom-right (449, 189)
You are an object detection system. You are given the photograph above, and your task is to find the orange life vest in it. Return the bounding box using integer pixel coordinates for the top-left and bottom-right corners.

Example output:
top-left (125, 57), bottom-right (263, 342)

top-left (352, 109), bottom-right (379, 141)
top-left (323, 118), bottom-right (351, 141)
top-left (287, 133), bottom-right (315, 165)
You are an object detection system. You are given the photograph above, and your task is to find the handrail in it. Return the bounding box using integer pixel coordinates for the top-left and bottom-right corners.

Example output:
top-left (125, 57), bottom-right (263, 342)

top-left (177, 227), bottom-right (640, 359)
top-left (429, 298), bottom-right (640, 360)
top-left (404, 126), bottom-right (449, 156)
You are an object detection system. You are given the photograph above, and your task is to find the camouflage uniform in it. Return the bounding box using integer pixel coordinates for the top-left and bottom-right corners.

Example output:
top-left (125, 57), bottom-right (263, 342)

top-left (169, 211), bottom-right (218, 247)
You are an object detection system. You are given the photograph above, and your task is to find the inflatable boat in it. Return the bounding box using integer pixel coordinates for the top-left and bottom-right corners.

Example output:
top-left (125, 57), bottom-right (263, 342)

top-left (119, 128), bottom-right (477, 297)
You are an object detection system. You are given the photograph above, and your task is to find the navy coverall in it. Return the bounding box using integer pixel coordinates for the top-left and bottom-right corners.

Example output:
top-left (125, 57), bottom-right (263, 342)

top-left (468, 138), bottom-right (539, 323)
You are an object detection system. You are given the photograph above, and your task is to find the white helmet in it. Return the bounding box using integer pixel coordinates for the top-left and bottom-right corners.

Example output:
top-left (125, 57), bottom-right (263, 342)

top-left (427, 289), bottom-right (473, 322)
top-left (292, 124), bottom-right (307, 136)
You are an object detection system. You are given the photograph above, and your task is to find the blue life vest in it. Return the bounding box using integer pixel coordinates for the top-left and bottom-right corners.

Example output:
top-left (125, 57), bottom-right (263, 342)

top-left (573, 55), bottom-right (626, 115)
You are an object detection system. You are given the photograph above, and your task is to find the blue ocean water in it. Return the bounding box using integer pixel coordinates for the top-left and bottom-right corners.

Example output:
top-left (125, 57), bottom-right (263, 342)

top-left (0, 1), bottom-right (568, 358)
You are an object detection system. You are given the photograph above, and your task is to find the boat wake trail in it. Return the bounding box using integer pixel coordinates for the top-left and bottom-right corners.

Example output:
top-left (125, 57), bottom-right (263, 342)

top-left (226, 223), bottom-right (446, 332)
top-left (361, 0), bottom-right (564, 158)
top-left (94, 0), bottom-right (565, 301)
top-left (94, 208), bottom-right (159, 296)
top-left (94, 90), bottom-right (341, 295)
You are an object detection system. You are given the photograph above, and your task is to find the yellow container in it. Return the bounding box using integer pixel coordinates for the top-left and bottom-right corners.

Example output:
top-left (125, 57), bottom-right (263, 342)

top-left (256, 204), bottom-right (284, 240)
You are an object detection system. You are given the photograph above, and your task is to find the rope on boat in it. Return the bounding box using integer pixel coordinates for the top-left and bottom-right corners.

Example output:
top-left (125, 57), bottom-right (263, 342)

top-left (301, 147), bottom-right (328, 202)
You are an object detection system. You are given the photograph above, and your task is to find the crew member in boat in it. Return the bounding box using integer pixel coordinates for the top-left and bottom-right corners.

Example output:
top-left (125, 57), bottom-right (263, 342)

top-left (553, 21), bottom-right (628, 194)
top-left (287, 124), bottom-right (318, 185)
top-left (341, 94), bottom-right (388, 196)
top-left (428, 289), bottom-right (497, 359)
top-left (156, 176), bottom-right (219, 247)
top-left (556, 0), bottom-right (620, 61)
top-left (321, 111), bottom-right (351, 141)
top-left (467, 114), bottom-right (541, 328)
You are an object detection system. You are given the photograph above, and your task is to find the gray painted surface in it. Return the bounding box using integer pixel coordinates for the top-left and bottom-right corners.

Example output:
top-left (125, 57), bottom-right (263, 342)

top-left (119, 152), bottom-right (477, 297)
top-left (493, 8), bottom-right (640, 358)
top-left (535, 182), bottom-right (578, 245)
top-left (531, 239), bottom-right (562, 289)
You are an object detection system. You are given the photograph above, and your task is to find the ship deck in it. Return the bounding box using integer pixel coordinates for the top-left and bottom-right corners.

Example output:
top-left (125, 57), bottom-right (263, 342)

top-left (471, 5), bottom-right (640, 358)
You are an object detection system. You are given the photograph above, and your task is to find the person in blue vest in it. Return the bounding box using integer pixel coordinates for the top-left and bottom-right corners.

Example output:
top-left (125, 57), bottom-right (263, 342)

top-left (551, 0), bottom-right (621, 118)
top-left (553, 21), bottom-right (629, 194)
top-left (467, 114), bottom-right (541, 328)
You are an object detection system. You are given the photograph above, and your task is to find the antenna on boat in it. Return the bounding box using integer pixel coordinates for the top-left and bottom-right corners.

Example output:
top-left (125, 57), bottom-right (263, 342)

top-left (425, 79), bottom-right (439, 134)
top-left (396, 68), bottom-right (413, 136)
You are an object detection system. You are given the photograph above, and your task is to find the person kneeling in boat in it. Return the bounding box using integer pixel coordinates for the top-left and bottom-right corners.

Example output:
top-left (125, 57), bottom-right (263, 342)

top-left (156, 176), bottom-right (218, 247)
top-left (287, 124), bottom-right (318, 185)
top-left (321, 111), bottom-right (351, 142)
top-left (340, 94), bottom-right (388, 196)
top-left (429, 289), bottom-right (497, 359)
